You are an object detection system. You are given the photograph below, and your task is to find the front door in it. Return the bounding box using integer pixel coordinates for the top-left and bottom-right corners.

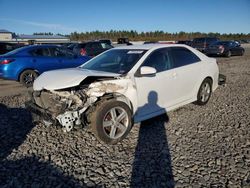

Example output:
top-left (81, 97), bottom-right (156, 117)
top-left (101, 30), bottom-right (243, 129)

top-left (134, 48), bottom-right (179, 121)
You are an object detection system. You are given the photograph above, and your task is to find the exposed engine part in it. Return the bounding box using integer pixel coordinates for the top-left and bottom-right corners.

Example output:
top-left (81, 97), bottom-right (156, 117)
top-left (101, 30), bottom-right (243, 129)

top-left (50, 90), bottom-right (86, 109)
top-left (56, 111), bottom-right (80, 132)
top-left (56, 96), bottom-right (98, 132)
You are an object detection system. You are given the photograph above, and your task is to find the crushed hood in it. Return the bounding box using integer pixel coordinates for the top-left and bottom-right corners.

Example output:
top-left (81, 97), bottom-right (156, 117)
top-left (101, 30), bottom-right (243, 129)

top-left (33, 68), bottom-right (120, 91)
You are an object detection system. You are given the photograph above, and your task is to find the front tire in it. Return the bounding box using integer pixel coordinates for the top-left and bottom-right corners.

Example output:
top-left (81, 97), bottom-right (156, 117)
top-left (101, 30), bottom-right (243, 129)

top-left (88, 99), bottom-right (132, 144)
top-left (196, 78), bottom-right (212, 105)
top-left (19, 70), bottom-right (38, 87)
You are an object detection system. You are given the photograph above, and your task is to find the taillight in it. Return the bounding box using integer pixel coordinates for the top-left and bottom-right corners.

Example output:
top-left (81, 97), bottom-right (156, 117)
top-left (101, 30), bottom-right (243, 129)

top-left (0, 59), bottom-right (15, 64)
top-left (219, 45), bottom-right (224, 49)
top-left (219, 45), bottom-right (224, 52)
top-left (80, 48), bottom-right (86, 56)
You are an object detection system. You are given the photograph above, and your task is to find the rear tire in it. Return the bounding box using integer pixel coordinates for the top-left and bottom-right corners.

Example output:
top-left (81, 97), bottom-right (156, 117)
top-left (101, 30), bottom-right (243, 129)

top-left (19, 70), bottom-right (38, 87)
top-left (240, 49), bottom-right (244, 56)
top-left (226, 50), bottom-right (231, 57)
top-left (88, 99), bottom-right (132, 144)
top-left (196, 78), bottom-right (212, 105)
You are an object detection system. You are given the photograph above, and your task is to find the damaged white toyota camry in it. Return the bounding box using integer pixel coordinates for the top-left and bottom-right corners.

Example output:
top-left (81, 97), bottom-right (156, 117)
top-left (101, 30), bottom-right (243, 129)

top-left (26, 44), bottom-right (219, 144)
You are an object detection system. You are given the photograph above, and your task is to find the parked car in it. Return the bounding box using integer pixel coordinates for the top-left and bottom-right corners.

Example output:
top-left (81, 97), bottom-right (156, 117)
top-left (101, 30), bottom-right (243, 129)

top-left (72, 41), bottom-right (113, 57)
top-left (206, 41), bottom-right (245, 57)
top-left (0, 42), bottom-right (25, 55)
top-left (26, 44), bottom-right (219, 144)
top-left (143, 41), bottom-right (158, 44)
top-left (176, 40), bottom-right (192, 46)
top-left (192, 37), bottom-right (219, 52)
top-left (99, 39), bottom-right (112, 45)
top-left (117, 38), bottom-right (130, 44)
top-left (0, 45), bottom-right (91, 87)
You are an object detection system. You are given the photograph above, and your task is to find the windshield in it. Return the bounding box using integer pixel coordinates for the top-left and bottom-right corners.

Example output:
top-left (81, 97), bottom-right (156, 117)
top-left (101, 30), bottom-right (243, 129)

top-left (81, 49), bottom-right (147, 74)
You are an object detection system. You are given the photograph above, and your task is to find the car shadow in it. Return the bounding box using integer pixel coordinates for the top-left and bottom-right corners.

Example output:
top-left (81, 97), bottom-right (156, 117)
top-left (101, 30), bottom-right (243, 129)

top-left (0, 104), bottom-right (90, 187)
top-left (130, 91), bottom-right (175, 187)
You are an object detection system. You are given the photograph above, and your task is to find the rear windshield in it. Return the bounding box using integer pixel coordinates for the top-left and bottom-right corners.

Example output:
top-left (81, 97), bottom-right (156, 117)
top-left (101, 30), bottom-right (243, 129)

top-left (100, 43), bottom-right (113, 49)
top-left (3, 46), bottom-right (28, 56)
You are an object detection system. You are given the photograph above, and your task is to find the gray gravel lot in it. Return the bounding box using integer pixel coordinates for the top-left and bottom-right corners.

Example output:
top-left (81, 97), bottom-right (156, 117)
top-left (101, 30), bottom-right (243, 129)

top-left (0, 46), bottom-right (249, 187)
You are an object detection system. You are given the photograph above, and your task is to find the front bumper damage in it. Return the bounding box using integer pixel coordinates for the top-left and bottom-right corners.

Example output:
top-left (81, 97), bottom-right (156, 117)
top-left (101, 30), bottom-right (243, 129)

top-left (25, 100), bottom-right (54, 124)
top-left (25, 90), bottom-right (97, 132)
top-left (25, 76), bottom-right (135, 133)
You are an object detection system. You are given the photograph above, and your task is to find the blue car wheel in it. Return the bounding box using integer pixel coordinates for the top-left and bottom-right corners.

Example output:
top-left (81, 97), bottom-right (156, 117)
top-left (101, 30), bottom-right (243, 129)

top-left (19, 69), bottom-right (38, 87)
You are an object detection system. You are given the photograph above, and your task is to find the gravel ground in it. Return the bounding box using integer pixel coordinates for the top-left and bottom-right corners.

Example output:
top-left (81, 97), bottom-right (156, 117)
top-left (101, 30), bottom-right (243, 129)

top-left (0, 48), bottom-right (249, 187)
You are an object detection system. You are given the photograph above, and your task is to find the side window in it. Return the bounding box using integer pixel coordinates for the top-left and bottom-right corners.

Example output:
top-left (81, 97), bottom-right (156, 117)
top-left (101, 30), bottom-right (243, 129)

top-left (30, 48), bottom-right (50, 57)
top-left (49, 47), bottom-right (67, 57)
top-left (142, 48), bottom-right (172, 73)
top-left (170, 47), bottom-right (200, 68)
top-left (90, 43), bottom-right (102, 50)
top-left (100, 43), bottom-right (112, 49)
top-left (232, 42), bottom-right (238, 47)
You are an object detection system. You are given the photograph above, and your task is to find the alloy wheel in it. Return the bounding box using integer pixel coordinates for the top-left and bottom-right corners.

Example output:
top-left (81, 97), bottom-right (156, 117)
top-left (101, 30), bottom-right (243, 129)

top-left (102, 107), bottom-right (129, 139)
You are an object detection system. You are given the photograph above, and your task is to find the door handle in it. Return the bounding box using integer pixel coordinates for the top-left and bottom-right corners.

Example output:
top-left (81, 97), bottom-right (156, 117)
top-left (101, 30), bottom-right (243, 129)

top-left (172, 72), bottom-right (177, 78)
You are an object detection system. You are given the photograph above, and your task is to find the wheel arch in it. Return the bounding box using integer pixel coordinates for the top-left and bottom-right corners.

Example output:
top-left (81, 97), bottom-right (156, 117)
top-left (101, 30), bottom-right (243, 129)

top-left (97, 92), bottom-right (134, 114)
top-left (195, 76), bottom-right (213, 98)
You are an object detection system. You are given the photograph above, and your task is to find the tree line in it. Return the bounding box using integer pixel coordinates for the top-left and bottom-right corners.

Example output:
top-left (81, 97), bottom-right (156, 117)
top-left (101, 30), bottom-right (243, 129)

top-left (34, 30), bottom-right (250, 42)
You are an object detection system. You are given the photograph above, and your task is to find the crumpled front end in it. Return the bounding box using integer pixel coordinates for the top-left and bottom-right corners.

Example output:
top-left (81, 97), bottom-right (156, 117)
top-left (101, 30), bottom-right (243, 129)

top-left (26, 86), bottom-right (98, 132)
top-left (26, 75), bottom-right (137, 132)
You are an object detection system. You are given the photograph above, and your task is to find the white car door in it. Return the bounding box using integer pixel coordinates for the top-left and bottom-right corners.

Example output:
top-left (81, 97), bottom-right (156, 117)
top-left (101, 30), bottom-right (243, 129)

top-left (170, 47), bottom-right (203, 102)
top-left (134, 48), bottom-right (180, 121)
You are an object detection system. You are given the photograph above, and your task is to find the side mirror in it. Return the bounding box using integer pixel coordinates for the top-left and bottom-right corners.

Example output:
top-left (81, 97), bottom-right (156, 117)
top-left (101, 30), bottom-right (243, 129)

top-left (140, 66), bottom-right (157, 76)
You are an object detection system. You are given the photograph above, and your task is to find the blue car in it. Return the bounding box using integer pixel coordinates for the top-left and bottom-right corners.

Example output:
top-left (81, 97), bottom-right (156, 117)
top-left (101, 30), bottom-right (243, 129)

top-left (0, 45), bottom-right (91, 87)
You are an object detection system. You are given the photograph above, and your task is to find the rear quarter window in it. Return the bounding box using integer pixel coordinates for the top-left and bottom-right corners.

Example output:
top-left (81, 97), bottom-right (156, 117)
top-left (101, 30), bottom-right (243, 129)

top-left (171, 47), bottom-right (201, 68)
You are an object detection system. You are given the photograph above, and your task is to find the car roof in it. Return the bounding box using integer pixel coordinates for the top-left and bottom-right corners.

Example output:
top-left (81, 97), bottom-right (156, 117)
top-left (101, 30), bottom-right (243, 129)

top-left (114, 44), bottom-right (189, 50)
top-left (18, 44), bottom-right (61, 51)
top-left (2, 44), bottom-right (62, 56)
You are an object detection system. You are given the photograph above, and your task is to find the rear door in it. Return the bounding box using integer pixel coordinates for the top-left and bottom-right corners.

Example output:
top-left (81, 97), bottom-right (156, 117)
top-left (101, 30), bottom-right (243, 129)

top-left (30, 47), bottom-right (60, 72)
top-left (169, 47), bottom-right (202, 102)
top-left (49, 47), bottom-right (81, 68)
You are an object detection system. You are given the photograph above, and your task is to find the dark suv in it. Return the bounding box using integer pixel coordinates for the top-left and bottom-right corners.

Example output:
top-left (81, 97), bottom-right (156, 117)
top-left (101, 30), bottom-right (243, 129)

top-left (192, 37), bottom-right (219, 52)
top-left (0, 42), bottom-right (25, 55)
top-left (71, 41), bottom-right (113, 57)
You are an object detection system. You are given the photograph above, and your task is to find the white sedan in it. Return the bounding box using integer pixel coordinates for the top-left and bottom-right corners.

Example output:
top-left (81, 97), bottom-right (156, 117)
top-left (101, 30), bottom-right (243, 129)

top-left (26, 44), bottom-right (219, 144)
